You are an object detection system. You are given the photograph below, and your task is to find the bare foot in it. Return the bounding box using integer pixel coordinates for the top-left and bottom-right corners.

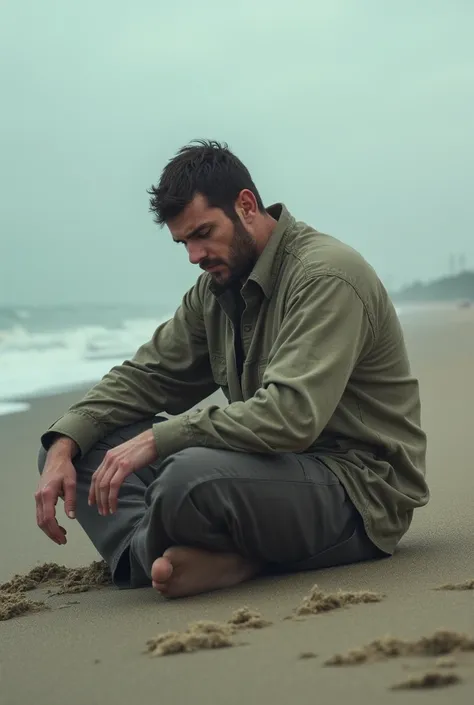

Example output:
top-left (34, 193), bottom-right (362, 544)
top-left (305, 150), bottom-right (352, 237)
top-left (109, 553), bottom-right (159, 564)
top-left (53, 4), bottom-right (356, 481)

top-left (151, 546), bottom-right (261, 598)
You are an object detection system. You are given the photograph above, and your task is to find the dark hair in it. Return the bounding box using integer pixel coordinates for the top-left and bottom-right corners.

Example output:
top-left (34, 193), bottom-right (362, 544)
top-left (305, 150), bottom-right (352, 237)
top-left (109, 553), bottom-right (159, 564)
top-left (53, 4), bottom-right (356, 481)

top-left (147, 139), bottom-right (265, 225)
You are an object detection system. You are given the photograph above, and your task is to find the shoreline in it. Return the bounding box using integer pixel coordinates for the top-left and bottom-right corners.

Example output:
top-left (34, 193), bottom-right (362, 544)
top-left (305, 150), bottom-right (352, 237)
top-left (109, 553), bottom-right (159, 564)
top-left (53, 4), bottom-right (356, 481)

top-left (0, 385), bottom-right (93, 419)
top-left (0, 383), bottom-right (94, 417)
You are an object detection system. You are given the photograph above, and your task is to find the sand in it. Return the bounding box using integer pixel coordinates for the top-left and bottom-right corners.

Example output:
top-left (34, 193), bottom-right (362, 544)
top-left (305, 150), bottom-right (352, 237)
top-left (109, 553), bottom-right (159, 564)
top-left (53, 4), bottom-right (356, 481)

top-left (437, 579), bottom-right (474, 591)
top-left (292, 585), bottom-right (384, 617)
top-left (390, 671), bottom-right (462, 690)
top-left (145, 607), bottom-right (272, 656)
top-left (0, 560), bottom-right (112, 621)
top-left (0, 591), bottom-right (48, 621)
top-left (0, 559), bottom-right (111, 596)
top-left (324, 629), bottom-right (474, 665)
top-left (1, 303), bottom-right (474, 704)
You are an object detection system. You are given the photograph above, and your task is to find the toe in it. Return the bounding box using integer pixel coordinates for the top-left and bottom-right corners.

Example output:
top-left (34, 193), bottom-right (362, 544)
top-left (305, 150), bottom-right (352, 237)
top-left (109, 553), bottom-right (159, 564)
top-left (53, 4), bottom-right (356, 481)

top-left (151, 556), bottom-right (173, 586)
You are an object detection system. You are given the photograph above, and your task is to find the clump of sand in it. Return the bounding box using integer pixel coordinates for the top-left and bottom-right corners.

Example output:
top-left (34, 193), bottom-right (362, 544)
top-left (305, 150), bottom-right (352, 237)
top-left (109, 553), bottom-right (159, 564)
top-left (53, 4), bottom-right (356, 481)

top-left (436, 579), bottom-right (474, 591)
top-left (0, 563), bottom-right (69, 593)
top-left (0, 560), bottom-right (112, 620)
top-left (325, 629), bottom-right (474, 666)
top-left (390, 671), bottom-right (461, 690)
top-left (0, 560), bottom-right (112, 597)
top-left (146, 621), bottom-right (234, 656)
top-left (298, 651), bottom-right (318, 660)
top-left (435, 656), bottom-right (457, 668)
top-left (53, 561), bottom-right (112, 594)
top-left (146, 607), bottom-right (271, 657)
top-left (0, 591), bottom-right (49, 621)
top-left (293, 584), bottom-right (384, 617)
top-left (227, 607), bottom-right (271, 630)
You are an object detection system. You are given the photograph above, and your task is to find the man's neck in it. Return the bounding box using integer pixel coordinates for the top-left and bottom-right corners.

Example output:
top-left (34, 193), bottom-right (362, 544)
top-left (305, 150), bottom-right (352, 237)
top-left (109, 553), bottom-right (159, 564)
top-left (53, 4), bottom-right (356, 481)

top-left (254, 211), bottom-right (278, 256)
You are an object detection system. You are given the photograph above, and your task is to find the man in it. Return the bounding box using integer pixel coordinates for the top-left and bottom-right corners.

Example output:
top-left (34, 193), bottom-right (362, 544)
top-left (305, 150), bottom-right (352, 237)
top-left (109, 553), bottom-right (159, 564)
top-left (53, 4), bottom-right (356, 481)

top-left (36, 140), bottom-right (429, 598)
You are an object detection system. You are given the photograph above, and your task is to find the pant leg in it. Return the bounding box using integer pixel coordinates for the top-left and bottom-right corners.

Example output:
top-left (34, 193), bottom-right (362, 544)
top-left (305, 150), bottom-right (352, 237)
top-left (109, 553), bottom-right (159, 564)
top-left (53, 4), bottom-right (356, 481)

top-left (129, 447), bottom-right (385, 586)
top-left (39, 430), bottom-right (384, 590)
top-left (37, 417), bottom-right (162, 588)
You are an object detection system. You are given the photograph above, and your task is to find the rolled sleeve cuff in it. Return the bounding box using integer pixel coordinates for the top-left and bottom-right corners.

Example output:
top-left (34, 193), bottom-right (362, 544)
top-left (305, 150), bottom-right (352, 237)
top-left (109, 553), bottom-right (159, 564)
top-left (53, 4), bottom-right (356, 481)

top-left (152, 414), bottom-right (196, 461)
top-left (41, 412), bottom-right (104, 457)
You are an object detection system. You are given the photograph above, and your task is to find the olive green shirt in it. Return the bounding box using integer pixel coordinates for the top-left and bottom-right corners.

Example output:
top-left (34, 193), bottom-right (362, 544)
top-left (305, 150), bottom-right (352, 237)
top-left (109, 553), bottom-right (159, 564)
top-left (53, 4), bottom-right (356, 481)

top-left (42, 204), bottom-right (429, 555)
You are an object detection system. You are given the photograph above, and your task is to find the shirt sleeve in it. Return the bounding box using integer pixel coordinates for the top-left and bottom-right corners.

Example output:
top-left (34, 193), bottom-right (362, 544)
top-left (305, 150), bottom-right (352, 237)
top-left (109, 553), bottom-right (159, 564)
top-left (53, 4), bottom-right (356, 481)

top-left (152, 274), bottom-right (375, 458)
top-left (41, 280), bottom-right (217, 456)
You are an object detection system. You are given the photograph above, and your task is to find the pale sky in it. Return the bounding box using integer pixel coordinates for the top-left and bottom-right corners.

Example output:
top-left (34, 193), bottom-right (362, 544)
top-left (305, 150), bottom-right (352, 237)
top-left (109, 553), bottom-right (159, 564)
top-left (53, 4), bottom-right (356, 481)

top-left (1, 0), bottom-right (473, 306)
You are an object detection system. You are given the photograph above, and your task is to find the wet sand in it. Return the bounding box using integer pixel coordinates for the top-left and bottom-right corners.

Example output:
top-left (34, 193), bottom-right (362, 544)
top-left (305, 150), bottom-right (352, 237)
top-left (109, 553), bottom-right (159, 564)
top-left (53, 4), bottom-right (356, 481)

top-left (1, 304), bottom-right (473, 704)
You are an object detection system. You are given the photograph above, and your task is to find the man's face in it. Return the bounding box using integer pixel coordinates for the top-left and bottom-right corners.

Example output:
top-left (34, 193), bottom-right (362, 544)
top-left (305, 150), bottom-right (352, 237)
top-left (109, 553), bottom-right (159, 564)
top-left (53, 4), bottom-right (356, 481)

top-left (168, 193), bottom-right (259, 286)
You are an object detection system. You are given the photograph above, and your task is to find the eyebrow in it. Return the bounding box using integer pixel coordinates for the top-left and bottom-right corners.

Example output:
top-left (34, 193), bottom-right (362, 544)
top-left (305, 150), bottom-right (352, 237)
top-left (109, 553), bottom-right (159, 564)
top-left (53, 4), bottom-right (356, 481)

top-left (173, 222), bottom-right (213, 244)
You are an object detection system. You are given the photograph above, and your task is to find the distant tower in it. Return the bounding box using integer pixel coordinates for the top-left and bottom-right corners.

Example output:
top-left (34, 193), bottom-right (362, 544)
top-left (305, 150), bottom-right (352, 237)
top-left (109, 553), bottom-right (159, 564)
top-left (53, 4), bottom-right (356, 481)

top-left (449, 253), bottom-right (455, 276)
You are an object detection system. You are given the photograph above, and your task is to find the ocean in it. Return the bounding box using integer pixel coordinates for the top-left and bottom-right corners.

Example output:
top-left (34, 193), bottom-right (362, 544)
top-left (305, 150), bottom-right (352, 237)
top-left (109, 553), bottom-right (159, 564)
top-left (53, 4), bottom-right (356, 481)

top-left (0, 304), bottom-right (171, 416)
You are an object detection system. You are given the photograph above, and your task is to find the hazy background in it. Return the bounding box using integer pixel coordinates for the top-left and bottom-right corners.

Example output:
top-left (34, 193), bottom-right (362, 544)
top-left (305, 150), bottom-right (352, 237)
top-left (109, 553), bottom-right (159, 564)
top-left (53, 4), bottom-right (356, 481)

top-left (1, 0), bottom-right (473, 307)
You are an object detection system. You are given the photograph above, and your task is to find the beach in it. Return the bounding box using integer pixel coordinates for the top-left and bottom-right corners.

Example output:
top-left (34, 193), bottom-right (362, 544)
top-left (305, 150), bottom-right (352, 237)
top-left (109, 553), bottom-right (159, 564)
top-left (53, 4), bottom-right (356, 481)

top-left (1, 304), bottom-right (473, 704)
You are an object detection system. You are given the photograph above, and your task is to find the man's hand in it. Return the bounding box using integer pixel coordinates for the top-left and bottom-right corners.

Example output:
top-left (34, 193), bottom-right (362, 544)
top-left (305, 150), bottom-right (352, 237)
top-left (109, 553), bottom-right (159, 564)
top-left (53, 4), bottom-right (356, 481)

top-left (35, 437), bottom-right (78, 545)
top-left (88, 429), bottom-right (158, 516)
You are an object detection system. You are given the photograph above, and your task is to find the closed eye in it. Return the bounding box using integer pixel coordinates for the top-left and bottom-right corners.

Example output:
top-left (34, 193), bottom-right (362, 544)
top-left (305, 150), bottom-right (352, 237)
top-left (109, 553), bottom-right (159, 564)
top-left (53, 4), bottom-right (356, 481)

top-left (174, 228), bottom-right (212, 246)
top-left (196, 229), bottom-right (211, 239)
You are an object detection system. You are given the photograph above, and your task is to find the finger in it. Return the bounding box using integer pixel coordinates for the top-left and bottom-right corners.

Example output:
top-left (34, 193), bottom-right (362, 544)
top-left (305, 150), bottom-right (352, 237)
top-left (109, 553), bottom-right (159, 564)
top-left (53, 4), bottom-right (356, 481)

top-left (88, 473), bottom-right (96, 506)
top-left (35, 490), bottom-right (44, 528)
top-left (95, 451), bottom-right (119, 515)
top-left (63, 477), bottom-right (77, 519)
top-left (98, 466), bottom-right (119, 516)
top-left (35, 487), bottom-right (57, 544)
top-left (92, 468), bottom-right (105, 514)
top-left (89, 456), bottom-right (109, 508)
top-left (40, 488), bottom-right (66, 544)
top-left (88, 465), bottom-right (101, 506)
top-left (105, 459), bottom-right (132, 515)
top-left (89, 466), bottom-right (104, 508)
top-left (108, 471), bottom-right (125, 514)
top-left (42, 505), bottom-right (65, 544)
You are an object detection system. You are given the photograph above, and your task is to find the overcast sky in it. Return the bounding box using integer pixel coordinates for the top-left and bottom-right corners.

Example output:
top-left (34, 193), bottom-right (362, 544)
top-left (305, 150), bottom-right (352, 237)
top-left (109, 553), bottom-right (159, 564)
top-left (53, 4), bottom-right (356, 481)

top-left (1, 0), bottom-right (473, 306)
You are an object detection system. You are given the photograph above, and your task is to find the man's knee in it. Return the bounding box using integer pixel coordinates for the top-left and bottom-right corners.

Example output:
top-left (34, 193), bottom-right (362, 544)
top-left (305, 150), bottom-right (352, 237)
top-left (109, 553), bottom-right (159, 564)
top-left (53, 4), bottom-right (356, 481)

top-left (152, 447), bottom-right (223, 531)
top-left (37, 446), bottom-right (47, 474)
top-left (155, 447), bottom-right (219, 495)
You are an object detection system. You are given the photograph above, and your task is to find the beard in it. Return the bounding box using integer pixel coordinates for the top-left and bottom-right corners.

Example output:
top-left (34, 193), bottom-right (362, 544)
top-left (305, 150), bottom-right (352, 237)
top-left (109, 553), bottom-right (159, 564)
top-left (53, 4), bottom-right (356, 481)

top-left (203, 221), bottom-right (259, 289)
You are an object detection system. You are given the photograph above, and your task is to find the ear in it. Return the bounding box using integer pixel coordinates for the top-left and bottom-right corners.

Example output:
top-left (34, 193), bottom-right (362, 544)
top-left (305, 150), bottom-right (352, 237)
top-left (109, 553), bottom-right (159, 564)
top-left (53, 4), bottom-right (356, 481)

top-left (235, 189), bottom-right (258, 223)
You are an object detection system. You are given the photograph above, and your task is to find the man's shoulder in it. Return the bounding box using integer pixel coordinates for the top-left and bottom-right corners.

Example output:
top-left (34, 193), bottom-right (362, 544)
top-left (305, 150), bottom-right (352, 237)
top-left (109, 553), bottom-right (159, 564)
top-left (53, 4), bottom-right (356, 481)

top-left (285, 219), bottom-right (381, 292)
top-left (280, 219), bottom-right (393, 330)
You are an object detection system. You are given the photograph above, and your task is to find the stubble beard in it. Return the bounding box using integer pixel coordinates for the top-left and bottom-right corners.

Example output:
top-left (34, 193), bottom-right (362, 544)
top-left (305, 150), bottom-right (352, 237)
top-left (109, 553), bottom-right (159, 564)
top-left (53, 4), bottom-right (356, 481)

top-left (216, 222), bottom-right (258, 287)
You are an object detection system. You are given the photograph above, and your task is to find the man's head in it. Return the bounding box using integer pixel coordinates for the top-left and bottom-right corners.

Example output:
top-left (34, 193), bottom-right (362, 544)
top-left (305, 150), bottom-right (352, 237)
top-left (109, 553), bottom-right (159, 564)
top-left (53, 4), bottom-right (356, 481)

top-left (148, 140), bottom-right (274, 286)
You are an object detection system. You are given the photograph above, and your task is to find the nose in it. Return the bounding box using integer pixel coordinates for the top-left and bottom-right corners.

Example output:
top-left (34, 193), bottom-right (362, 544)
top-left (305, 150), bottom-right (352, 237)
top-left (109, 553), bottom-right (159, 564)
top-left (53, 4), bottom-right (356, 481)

top-left (187, 241), bottom-right (207, 266)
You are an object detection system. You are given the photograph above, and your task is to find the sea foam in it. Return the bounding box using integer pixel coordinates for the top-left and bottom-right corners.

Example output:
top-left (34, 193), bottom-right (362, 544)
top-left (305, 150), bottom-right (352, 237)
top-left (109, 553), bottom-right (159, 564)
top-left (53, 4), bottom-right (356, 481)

top-left (0, 316), bottom-right (165, 416)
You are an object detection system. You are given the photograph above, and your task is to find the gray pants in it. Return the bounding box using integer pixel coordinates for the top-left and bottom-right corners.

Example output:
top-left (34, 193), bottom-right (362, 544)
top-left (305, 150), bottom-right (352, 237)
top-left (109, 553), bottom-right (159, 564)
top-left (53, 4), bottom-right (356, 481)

top-left (38, 417), bottom-right (384, 588)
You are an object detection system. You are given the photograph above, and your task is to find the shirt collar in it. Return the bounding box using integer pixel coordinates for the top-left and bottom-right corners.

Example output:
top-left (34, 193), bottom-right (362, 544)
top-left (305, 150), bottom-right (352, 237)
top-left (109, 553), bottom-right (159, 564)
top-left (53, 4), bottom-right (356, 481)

top-left (246, 203), bottom-right (295, 299)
